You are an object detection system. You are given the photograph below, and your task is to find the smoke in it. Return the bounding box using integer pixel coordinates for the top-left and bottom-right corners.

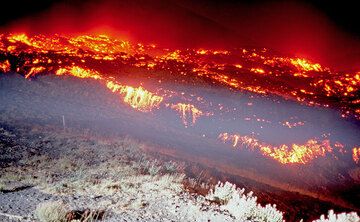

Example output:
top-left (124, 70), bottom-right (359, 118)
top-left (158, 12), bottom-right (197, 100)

top-left (2, 71), bottom-right (359, 169)
top-left (173, 0), bottom-right (360, 71)
top-left (1, 0), bottom-right (237, 47)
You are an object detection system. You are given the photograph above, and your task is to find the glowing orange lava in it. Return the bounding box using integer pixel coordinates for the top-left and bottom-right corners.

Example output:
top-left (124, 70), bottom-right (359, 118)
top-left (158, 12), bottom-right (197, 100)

top-left (68, 35), bottom-right (130, 54)
top-left (0, 60), bottom-right (10, 73)
top-left (7, 33), bottom-right (33, 46)
top-left (54, 66), bottom-right (162, 112)
top-left (218, 133), bottom-right (349, 164)
top-left (56, 66), bottom-right (102, 80)
top-left (353, 147), bottom-right (360, 164)
top-left (25, 67), bottom-right (46, 79)
top-left (290, 58), bottom-right (323, 72)
top-left (170, 103), bottom-right (205, 127)
top-left (106, 81), bottom-right (163, 112)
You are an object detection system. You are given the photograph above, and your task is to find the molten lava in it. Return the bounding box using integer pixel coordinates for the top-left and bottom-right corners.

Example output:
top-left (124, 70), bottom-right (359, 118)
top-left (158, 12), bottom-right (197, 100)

top-left (107, 80), bottom-right (163, 112)
top-left (55, 66), bottom-right (102, 80)
top-left (290, 58), bottom-right (323, 72)
top-left (170, 103), bottom-right (205, 127)
top-left (218, 133), bottom-right (341, 164)
top-left (353, 147), bottom-right (360, 164)
top-left (54, 66), bottom-right (163, 112)
top-left (0, 60), bottom-right (10, 73)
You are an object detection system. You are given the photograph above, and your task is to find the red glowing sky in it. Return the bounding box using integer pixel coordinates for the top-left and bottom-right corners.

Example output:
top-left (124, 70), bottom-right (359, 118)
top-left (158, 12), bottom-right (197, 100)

top-left (2, 0), bottom-right (359, 70)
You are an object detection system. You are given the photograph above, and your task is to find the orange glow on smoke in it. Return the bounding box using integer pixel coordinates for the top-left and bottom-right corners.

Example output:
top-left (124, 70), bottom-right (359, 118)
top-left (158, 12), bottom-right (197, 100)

top-left (218, 133), bottom-right (345, 164)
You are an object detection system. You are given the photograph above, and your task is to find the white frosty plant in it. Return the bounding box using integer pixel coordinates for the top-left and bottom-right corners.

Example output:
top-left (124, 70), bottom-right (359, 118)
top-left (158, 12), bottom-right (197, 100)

top-left (35, 201), bottom-right (68, 222)
top-left (206, 181), bottom-right (284, 222)
top-left (313, 210), bottom-right (360, 222)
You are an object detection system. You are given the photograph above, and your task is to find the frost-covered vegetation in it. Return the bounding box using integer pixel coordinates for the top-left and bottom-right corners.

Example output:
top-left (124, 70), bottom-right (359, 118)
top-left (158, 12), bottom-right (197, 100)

top-left (314, 210), bottom-right (360, 222)
top-left (206, 181), bottom-right (284, 222)
top-left (1, 124), bottom-right (360, 222)
top-left (35, 201), bottom-right (67, 222)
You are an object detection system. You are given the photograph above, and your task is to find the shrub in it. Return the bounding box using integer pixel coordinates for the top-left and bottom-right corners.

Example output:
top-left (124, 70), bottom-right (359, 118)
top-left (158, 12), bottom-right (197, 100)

top-left (35, 201), bottom-right (67, 222)
top-left (0, 183), bottom-right (5, 192)
top-left (163, 161), bottom-right (178, 174)
top-left (148, 162), bottom-right (161, 176)
top-left (314, 210), bottom-right (360, 222)
top-left (206, 181), bottom-right (284, 222)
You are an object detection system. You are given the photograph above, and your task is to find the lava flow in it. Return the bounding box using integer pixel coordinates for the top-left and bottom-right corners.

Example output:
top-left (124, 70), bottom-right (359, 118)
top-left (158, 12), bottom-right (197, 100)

top-left (218, 132), bottom-right (341, 164)
top-left (169, 103), bottom-right (207, 127)
top-left (106, 80), bottom-right (163, 112)
top-left (0, 33), bottom-right (360, 166)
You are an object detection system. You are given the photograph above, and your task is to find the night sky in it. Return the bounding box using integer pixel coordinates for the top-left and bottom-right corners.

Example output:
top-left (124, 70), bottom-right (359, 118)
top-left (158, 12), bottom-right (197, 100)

top-left (1, 0), bottom-right (358, 37)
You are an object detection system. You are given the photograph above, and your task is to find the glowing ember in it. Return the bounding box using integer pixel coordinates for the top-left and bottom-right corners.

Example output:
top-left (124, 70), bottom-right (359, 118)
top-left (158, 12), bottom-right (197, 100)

top-left (56, 66), bottom-right (102, 80)
top-left (250, 68), bottom-right (265, 74)
top-left (281, 120), bottom-right (305, 128)
top-left (25, 66), bottom-right (46, 79)
top-left (290, 58), bottom-right (323, 72)
top-left (68, 35), bottom-right (130, 54)
top-left (7, 33), bottom-right (32, 46)
top-left (120, 86), bottom-right (163, 111)
top-left (0, 60), bottom-right (10, 73)
top-left (196, 49), bottom-right (208, 55)
top-left (106, 81), bottom-right (123, 92)
top-left (218, 132), bottom-right (347, 164)
top-left (234, 64), bottom-right (243, 69)
top-left (353, 147), bottom-right (360, 164)
top-left (170, 103), bottom-right (204, 127)
top-left (106, 81), bottom-right (163, 112)
top-left (54, 65), bottom-right (162, 112)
